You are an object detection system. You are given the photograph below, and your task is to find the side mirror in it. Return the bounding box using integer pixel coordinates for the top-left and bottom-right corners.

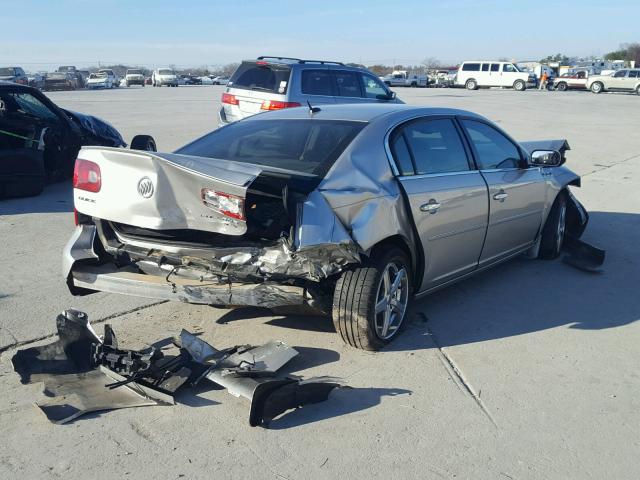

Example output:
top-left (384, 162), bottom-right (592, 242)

top-left (377, 91), bottom-right (396, 101)
top-left (531, 149), bottom-right (562, 167)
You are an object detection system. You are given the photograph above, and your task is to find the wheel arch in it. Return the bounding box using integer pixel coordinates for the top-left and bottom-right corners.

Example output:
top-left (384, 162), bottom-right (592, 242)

top-left (367, 234), bottom-right (422, 293)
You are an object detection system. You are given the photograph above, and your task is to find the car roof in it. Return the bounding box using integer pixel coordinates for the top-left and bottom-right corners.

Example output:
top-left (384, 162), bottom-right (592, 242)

top-left (249, 103), bottom-right (485, 123)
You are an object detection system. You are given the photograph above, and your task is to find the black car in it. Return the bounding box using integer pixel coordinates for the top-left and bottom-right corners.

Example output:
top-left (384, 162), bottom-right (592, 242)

top-left (181, 74), bottom-right (202, 85)
top-left (0, 82), bottom-right (156, 198)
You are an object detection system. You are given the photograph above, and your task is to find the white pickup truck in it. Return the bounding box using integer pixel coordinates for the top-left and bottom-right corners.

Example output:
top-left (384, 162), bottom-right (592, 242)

top-left (381, 70), bottom-right (428, 88)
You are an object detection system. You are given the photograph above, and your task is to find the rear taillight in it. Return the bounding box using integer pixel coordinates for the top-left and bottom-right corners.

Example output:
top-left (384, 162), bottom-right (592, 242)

top-left (73, 159), bottom-right (101, 193)
top-left (221, 93), bottom-right (239, 105)
top-left (260, 100), bottom-right (301, 111)
top-left (201, 189), bottom-right (245, 221)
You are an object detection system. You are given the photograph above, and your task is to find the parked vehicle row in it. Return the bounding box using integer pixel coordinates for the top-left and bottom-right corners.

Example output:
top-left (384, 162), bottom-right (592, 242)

top-left (381, 70), bottom-right (428, 88)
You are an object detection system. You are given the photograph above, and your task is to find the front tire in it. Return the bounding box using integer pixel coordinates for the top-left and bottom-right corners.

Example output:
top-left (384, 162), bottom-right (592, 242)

top-left (465, 79), bottom-right (477, 90)
top-left (513, 79), bottom-right (526, 91)
top-left (591, 82), bottom-right (603, 94)
top-left (557, 82), bottom-right (568, 91)
top-left (539, 191), bottom-right (567, 259)
top-left (332, 247), bottom-right (411, 350)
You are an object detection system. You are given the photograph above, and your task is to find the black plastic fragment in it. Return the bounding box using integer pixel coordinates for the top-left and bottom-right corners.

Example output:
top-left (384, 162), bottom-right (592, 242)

top-left (12, 309), bottom-right (99, 383)
top-left (249, 378), bottom-right (341, 427)
top-left (562, 235), bottom-right (606, 273)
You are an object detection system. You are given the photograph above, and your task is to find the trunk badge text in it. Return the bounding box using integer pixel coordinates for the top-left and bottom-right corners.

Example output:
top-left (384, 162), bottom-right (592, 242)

top-left (137, 177), bottom-right (154, 198)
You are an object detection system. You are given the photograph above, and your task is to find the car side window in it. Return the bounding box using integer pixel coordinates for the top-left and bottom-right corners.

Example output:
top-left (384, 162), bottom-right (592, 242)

top-left (613, 70), bottom-right (627, 78)
top-left (490, 63), bottom-right (500, 72)
top-left (390, 134), bottom-right (415, 175)
top-left (334, 71), bottom-right (362, 97)
top-left (628, 70), bottom-right (639, 78)
top-left (301, 69), bottom-right (333, 96)
top-left (482, 64), bottom-right (489, 72)
top-left (461, 120), bottom-right (522, 170)
top-left (393, 119), bottom-right (470, 175)
top-left (360, 73), bottom-right (388, 99)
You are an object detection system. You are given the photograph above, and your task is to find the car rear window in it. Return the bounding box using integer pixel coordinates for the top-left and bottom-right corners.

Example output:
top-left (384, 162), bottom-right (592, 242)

top-left (228, 62), bottom-right (292, 94)
top-left (175, 119), bottom-right (365, 176)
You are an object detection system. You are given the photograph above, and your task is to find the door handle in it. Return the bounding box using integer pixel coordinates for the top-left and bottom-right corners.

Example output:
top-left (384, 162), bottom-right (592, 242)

top-left (420, 199), bottom-right (441, 214)
top-left (493, 191), bottom-right (508, 202)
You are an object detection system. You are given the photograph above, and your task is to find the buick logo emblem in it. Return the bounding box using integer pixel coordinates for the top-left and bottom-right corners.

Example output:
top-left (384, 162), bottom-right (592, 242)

top-left (137, 177), bottom-right (154, 198)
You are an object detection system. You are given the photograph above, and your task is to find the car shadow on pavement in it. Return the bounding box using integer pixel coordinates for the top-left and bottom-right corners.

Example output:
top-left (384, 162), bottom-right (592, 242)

top-left (266, 387), bottom-right (412, 430)
top-left (386, 211), bottom-right (639, 351)
top-left (0, 181), bottom-right (73, 215)
top-left (217, 307), bottom-right (336, 333)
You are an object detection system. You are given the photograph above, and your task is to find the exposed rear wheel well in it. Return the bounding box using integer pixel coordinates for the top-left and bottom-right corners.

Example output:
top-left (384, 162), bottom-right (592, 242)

top-left (367, 235), bottom-right (420, 291)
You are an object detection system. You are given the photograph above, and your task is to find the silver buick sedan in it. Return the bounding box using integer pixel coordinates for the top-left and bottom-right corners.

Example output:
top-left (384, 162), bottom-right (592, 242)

top-left (64, 104), bottom-right (588, 350)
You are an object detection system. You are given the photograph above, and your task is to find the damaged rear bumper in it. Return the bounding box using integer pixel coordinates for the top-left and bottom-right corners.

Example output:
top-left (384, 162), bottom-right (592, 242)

top-left (71, 264), bottom-right (308, 309)
top-left (63, 224), bottom-right (337, 309)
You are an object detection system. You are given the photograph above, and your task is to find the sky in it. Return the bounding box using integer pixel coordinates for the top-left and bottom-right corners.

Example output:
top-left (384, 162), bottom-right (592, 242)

top-left (2, 0), bottom-right (639, 71)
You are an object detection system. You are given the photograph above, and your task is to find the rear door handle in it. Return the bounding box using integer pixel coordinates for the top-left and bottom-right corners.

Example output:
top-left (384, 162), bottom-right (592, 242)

top-left (420, 199), bottom-right (441, 214)
top-left (493, 191), bottom-right (508, 202)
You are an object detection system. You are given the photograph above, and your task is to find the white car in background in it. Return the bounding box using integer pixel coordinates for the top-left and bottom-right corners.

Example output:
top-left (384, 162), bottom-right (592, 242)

top-left (124, 69), bottom-right (145, 87)
top-left (86, 72), bottom-right (113, 89)
top-left (211, 76), bottom-right (229, 85)
top-left (152, 68), bottom-right (178, 87)
top-left (456, 61), bottom-right (536, 91)
top-left (98, 69), bottom-right (118, 88)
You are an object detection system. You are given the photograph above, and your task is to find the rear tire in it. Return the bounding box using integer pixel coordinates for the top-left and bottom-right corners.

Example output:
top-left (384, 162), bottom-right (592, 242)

top-left (513, 80), bottom-right (526, 91)
top-left (332, 247), bottom-right (411, 350)
top-left (130, 135), bottom-right (157, 151)
top-left (557, 82), bottom-right (568, 91)
top-left (539, 191), bottom-right (567, 259)
top-left (591, 82), bottom-right (603, 94)
top-left (465, 79), bottom-right (477, 90)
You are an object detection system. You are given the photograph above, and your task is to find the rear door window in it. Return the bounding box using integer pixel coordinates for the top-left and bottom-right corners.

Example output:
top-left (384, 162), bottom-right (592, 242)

top-left (628, 70), bottom-right (638, 78)
top-left (334, 71), bottom-right (363, 97)
top-left (301, 69), bottom-right (334, 96)
top-left (176, 120), bottom-right (366, 176)
top-left (228, 62), bottom-right (292, 94)
top-left (490, 63), bottom-right (500, 72)
top-left (392, 118), bottom-right (470, 175)
top-left (482, 64), bottom-right (489, 72)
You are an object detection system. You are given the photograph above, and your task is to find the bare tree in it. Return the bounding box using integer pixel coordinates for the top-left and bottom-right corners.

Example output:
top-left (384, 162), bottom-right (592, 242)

top-left (422, 57), bottom-right (442, 70)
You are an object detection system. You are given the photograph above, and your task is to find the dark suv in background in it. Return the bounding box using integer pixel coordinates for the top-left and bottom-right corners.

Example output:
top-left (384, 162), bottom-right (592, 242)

top-left (219, 56), bottom-right (402, 125)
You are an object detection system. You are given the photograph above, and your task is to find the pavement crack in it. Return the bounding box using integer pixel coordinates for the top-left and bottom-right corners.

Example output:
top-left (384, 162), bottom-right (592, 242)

top-left (421, 315), bottom-right (498, 428)
top-left (582, 153), bottom-right (640, 177)
top-left (0, 300), bottom-right (168, 354)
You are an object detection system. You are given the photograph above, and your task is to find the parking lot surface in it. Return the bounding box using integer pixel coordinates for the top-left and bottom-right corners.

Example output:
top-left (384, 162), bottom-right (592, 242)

top-left (1, 86), bottom-right (639, 479)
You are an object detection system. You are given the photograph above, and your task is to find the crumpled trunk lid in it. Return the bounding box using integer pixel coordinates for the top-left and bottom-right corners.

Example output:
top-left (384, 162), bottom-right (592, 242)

top-left (74, 147), bottom-right (261, 236)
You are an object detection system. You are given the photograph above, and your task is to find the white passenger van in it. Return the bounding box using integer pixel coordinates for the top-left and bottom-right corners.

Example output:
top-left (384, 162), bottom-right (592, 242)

top-left (455, 61), bottom-right (535, 91)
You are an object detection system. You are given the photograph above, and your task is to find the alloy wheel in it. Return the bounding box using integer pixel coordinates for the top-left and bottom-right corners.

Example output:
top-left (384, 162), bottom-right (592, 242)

top-left (374, 262), bottom-right (409, 340)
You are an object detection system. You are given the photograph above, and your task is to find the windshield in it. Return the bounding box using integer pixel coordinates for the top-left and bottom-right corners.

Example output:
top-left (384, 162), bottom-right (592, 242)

top-left (0, 92), bottom-right (58, 122)
top-left (158, 69), bottom-right (174, 75)
top-left (90, 73), bottom-right (107, 79)
top-left (176, 119), bottom-right (366, 176)
top-left (228, 62), bottom-right (292, 93)
top-left (127, 69), bottom-right (142, 75)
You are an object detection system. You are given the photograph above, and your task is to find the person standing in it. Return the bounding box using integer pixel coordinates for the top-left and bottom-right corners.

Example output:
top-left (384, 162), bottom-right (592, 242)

top-left (539, 71), bottom-right (549, 90)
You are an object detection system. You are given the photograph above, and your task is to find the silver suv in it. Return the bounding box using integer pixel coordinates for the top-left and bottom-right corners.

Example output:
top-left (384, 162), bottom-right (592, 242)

top-left (219, 56), bottom-right (402, 125)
